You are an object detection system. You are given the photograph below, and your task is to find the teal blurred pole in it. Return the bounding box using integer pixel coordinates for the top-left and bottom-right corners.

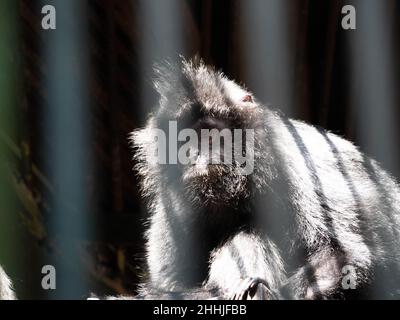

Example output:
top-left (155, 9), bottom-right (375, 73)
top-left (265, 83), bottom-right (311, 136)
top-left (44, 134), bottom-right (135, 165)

top-left (42, 0), bottom-right (92, 299)
top-left (137, 0), bottom-right (186, 119)
top-left (240, 0), bottom-right (298, 264)
top-left (348, 0), bottom-right (399, 298)
top-left (349, 0), bottom-right (399, 173)
top-left (240, 0), bottom-right (295, 114)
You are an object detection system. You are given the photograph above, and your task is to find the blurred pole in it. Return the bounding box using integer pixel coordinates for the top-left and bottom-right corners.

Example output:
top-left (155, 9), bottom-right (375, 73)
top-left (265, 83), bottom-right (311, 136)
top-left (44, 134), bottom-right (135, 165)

top-left (240, 0), bottom-right (295, 115)
top-left (137, 0), bottom-right (186, 119)
top-left (239, 0), bottom-right (297, 258)
top-left (348, 0), bottom-right (399, 176)
top-left (42, 0), bottom-right (92, 299)
top-left (0, 0), bottom-right (20, 286)
top-left (136, 0), bottom-right (201, 283)
top-left (347, 0), bottom-right (399, 298)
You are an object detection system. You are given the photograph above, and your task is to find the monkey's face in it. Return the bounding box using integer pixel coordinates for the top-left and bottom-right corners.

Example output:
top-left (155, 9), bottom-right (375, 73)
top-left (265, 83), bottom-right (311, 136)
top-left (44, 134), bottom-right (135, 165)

top-left (150, 60), bottom-right (265, 209)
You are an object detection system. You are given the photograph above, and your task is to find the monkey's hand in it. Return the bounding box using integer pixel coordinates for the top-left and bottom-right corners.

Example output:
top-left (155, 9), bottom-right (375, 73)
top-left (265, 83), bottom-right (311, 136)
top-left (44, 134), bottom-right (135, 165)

top-left (230, 277), bottom-right (277, 300)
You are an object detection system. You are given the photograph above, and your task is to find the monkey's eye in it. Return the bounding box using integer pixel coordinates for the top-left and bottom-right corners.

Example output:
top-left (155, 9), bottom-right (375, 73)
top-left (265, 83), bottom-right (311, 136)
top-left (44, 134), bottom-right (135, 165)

top-left (242, 95), bottom-right (253, 103)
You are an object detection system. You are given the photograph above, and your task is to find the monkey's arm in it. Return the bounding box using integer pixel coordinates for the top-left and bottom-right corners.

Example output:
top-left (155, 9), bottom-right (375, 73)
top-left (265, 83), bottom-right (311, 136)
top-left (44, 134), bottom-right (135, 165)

top-left (207, 234), bottom-right (355, 300)
top-left (132, 237), bottom-right (348, 300)
top-left (205, 231), bottom-right (285, 300)
top-left (279, 248), bottom-right (348, 300)
top-left (91, 287), bottom-right (222, 300)
top-left (132, 231), bottom-right (285, 300)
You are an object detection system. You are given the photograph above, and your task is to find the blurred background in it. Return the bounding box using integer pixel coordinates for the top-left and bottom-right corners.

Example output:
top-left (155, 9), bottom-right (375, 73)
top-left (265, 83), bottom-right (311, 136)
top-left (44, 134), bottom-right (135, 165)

top-left (0, 0), bottom-right (399, 299)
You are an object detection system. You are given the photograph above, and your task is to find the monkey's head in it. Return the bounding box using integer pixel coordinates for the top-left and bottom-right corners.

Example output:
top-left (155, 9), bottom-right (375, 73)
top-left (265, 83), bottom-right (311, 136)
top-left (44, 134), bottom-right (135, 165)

top-left (132, 58), bottom-right (272, 210)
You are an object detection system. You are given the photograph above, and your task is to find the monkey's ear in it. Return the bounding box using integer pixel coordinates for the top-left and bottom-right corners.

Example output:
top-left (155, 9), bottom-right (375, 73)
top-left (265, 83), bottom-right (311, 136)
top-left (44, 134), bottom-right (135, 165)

top-left (242, 95), bottom-right (253, 103)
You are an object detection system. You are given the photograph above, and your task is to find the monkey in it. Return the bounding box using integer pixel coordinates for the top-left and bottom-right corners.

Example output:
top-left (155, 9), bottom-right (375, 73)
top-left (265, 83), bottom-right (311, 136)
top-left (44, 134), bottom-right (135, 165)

top-left (0, 265), bottom-right (16, 300)
top-left (129, 57), bottom-right (400, 300)
top-left (130, 57), bottom-right (400, 300)
top-left (3, 57), bottom-right (400, 300)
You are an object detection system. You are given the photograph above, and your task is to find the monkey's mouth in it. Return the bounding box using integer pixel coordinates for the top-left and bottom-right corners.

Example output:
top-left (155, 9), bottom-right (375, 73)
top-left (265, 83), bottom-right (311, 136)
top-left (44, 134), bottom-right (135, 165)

top-left (181, 147), bottom-right (227, 181)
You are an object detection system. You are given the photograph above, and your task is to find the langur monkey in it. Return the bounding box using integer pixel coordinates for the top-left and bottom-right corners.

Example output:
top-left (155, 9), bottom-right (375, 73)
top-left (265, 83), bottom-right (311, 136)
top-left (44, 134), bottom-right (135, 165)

top-left (130, 57), bottom-right (400, 299)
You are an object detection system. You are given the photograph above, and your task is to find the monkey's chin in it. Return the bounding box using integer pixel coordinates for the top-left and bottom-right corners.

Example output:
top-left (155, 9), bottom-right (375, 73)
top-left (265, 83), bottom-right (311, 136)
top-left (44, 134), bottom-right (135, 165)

top-left (182, 164), bottom-right (249, 209)
top-left (181, 163), bottom-right (213, 181)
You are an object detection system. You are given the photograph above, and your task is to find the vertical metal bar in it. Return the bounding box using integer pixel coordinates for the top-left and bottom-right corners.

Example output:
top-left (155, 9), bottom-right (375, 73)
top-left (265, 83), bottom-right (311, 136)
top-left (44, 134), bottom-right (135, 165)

top-left (137, 0), bottom-right (186, 118)
top-left (240, 0), bottom-right (295, 115)
top-left (42, 0), bottom-right (92, 299)
top-left (349, 0), bottom-right (399, 175)
top-left (347, 0), bottom-right (399, 298)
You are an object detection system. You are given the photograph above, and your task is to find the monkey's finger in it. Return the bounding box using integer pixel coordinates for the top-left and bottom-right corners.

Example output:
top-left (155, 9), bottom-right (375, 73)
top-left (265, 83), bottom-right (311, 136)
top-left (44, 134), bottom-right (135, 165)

top-left (230, 278), bottom-right (251, 300)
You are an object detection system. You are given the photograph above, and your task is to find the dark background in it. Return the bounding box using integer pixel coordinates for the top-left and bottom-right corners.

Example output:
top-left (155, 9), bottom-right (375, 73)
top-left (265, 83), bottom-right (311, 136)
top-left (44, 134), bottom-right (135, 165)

top-left (0, 0), bottom-right (399, 299)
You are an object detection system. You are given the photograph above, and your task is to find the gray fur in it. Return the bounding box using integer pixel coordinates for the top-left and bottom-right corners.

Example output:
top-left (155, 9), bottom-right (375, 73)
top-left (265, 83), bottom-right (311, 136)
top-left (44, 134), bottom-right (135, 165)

top-left (0, 265), bottom-right (16, 300)
top-left (131, 57), bottom-right (400, 299)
